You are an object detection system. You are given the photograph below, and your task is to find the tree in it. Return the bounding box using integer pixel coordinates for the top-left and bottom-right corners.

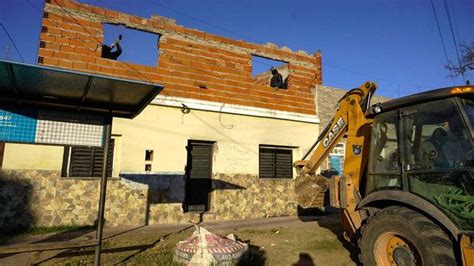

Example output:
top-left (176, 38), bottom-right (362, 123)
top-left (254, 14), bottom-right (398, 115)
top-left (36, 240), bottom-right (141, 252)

top-left (446, 42), bottom-right (474, 77)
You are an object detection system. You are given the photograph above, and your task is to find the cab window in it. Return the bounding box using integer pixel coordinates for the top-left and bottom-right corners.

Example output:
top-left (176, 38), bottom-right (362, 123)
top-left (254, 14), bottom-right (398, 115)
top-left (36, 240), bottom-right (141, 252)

top-left (367, 109), bottom-right (401, 192)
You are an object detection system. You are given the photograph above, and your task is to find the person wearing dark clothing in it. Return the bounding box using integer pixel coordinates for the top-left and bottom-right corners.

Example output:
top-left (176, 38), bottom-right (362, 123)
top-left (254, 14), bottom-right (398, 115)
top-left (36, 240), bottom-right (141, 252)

top-left (282, 77), bottom-right (288, 89)
top-left (101, 36), bottom-right (123, 60)
top-left (270, 67), bottom-right (283, 88)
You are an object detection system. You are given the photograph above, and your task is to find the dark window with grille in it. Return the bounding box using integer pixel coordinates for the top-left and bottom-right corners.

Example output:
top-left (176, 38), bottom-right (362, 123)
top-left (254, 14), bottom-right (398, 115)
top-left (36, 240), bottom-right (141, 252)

top-left (63, 139), bottom-right (115, 177)
top-left (259, 145), bottom-right (293, 179)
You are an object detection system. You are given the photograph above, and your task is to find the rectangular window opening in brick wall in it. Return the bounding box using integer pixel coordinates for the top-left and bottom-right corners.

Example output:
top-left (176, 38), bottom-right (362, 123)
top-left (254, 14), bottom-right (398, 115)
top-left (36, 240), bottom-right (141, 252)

top-left (102, 24), bottom-right (160, 66)
top-left (259, 145), bottom-right (293, 179)
top-left (252, 55), bottom-right (289, 89)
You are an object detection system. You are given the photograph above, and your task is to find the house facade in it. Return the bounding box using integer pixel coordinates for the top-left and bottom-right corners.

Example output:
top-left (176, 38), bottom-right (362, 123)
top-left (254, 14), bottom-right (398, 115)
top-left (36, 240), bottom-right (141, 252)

top-left (0, 0), bottom-right (323, 230)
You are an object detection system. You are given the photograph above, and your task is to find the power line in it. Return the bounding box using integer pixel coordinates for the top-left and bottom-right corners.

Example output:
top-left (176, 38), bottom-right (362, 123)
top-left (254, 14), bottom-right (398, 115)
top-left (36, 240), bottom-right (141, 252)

top-left (443, 0), bottom-right (464, 80)
top-left (24, 0), bottom-right (43, 14)
top-left (448, 0), bottom-right (462, 49)
top-left (49, 0), bottom-right (440, 93)
top-left (429, 0), bottom-right (455, 85)
top-left (148, 0), bottom-right (260, 43)
top-left (148, 2), bottom-right (286, 72)
top-left (323, 79), bottom-right (402, 98)
top-left (324, 63), bottom-right (425, 89)
top-left (149, 0), bottom-right (430, 90)
top-left (0, 23), bottom-right (25, 62)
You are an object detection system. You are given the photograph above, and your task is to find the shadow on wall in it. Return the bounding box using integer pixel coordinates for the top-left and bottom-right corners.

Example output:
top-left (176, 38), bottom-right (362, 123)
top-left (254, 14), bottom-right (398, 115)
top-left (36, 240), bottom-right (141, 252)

top-left (121, 174), bottom-right (247, 205)
top-left (121, 174), bottom-right (248, 224)
top-left (211, 179), bottom-right (246, 190)
top-left (121, 174), bottom-right (185, 204)
top-left (0, 177), bottom-right (34, 241)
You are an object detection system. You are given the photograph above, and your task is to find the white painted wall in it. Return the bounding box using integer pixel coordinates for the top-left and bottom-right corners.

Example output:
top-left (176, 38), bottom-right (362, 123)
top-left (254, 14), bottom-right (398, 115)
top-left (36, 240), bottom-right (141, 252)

top-left (3, 103), bottom-right (320, 177)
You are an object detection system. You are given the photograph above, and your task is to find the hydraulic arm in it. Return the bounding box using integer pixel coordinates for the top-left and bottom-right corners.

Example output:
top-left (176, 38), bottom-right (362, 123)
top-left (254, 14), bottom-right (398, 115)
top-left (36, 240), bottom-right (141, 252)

top-left (294, 81), bottom-right (377, 238)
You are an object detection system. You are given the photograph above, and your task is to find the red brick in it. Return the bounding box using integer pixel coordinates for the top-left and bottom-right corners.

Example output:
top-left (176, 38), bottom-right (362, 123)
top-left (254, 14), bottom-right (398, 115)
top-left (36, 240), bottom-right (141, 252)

top-left (113, 68), bottom-right (127, 77)
top-left (88, 50), bottom-right (100, 57)
top-left (89, 21), bottom-right (102, 30)
top-left (96, 57), bottom-right (112, 67)
top-left (38, 49), bottom-right (54, 58)
top-left (87, 63), bottom-right (100, 72)
top-left (82, 56), bottom-right (96, 64)
top-left (38, 0), bottom-right (319, 115)
top-left (151, 20), bottom-right (165, 29)
top-left (72, 61), bottom-right (87, 71)
top-left (100, 66), bottom-right (115, 75)
top-left (54, 51), bottom-right (71, 60)
top-left (50, 0), bottom-right (67, 6)
top-left (129, 16), bottom-right (142, 25)
top-left (61, 30), bottom-right (77, 39)
top-left (84, 42), bottom-right (99, 50)
top-left (58, 59), bottom-right (73, 68)
top-left (70, 53), bottom-right (85, 62)
top-left (74, 47), bottom-right (90, 55)
top-left (40, 33), bottom-right (55, 42)
top-left (42, 19), bottom-right (57, 27)
top-left (43, 41), bottom-right (60, 50)
top-left (68, 38), bottom-right (84, 47)
top-left (90, 7), bottom-right (106, 16)
top-left (46, 27), bottom-right (62, 36)
top-left (60, 45), bottom-right (75, 53)
top-left (79, 5), bottom-right (96, 14)
top-left (48, 13), bottom-right (63, 23)
top-left (62, 23), bottom-right (83, 33)
top-left (54, 36), bottom-right (70, 46)
top-left (105, 10), bottom-right (119, 19)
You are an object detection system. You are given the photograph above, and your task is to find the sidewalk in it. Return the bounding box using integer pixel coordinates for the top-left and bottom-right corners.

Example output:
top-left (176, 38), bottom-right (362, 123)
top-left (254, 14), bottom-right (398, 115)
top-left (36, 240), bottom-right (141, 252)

top-left (0, 213), bottom-right (350, 265)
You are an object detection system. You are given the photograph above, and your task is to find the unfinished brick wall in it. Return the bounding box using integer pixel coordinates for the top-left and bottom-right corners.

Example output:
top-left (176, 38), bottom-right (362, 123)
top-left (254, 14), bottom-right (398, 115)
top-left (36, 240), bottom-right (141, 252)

top-left (38, 0), bottom-right (322, 115)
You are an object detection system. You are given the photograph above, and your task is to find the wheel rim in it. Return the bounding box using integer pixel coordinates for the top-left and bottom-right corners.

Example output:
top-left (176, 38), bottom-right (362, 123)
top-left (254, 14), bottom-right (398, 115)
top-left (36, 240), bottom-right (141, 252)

top-left (373, 232), bottom-right (421, 266)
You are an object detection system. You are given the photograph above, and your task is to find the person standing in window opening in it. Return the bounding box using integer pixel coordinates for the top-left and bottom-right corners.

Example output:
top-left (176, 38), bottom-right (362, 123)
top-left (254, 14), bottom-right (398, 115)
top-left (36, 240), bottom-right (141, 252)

top-left (270, 67), bottom-right (283, 88)
top-left (282, 77), bottom-right (288, 89)
top-left (101, 34), bottom-right (122, 60)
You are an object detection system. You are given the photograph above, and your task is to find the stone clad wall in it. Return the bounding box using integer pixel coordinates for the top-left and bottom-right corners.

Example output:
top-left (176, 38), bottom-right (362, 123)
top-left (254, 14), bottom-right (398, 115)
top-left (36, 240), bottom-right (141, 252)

top-left (144, 173), bottom-right (297, 224)
top-left (0, 170), bottom-right (148, 231)
top-left (0, 170), bottom-right (297, 228)
top-left (210, 174), bottom-right (297, 220)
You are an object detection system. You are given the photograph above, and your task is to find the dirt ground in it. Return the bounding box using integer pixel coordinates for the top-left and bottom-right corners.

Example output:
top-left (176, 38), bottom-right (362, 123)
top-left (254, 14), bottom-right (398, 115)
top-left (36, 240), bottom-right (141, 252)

top-left (0, 212), bottom-right (359, 265)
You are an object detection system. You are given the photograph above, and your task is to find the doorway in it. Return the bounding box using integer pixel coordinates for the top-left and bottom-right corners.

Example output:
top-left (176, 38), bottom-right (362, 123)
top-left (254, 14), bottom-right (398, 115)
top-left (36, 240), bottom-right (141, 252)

top-left (184, 140), bottom-right (214, 212)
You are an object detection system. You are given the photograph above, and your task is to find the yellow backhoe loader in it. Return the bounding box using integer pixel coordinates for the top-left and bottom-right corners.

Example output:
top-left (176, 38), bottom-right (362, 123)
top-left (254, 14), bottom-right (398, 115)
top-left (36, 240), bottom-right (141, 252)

top-left (294, 82), bottom-right (474, 265)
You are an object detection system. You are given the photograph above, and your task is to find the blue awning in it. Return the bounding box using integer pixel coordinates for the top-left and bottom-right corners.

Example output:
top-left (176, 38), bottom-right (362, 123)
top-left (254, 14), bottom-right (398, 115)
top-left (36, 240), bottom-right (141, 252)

top-left (0, 60), bottom-right (164, 118)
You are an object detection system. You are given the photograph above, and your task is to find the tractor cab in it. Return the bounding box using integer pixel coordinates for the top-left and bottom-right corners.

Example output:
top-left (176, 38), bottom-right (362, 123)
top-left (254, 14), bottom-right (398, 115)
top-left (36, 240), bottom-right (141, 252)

top-left (366, 86), bottom-right (474, 232)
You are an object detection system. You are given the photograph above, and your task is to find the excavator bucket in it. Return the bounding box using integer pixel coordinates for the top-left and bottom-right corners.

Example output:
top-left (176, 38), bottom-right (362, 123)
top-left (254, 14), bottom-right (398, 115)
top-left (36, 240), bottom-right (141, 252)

top-left (294, 175), bottom-right (329, 208)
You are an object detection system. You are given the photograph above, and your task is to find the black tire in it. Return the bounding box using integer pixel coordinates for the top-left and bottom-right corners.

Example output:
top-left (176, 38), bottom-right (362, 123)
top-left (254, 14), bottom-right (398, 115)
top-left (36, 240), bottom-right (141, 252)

top-left (358, 206), bottom-right (457, 266)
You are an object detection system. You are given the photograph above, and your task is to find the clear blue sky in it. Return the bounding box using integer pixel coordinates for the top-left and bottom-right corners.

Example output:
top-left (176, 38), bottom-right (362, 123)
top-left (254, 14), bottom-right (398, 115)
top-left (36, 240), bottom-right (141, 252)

top-left (0, 0), bottom-right (473, 98)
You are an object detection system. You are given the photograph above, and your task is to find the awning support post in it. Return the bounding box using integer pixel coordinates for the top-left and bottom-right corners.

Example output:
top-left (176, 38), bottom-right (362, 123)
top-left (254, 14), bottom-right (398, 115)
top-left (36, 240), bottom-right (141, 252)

top-left (94, 115), bottom-right (112, 266)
